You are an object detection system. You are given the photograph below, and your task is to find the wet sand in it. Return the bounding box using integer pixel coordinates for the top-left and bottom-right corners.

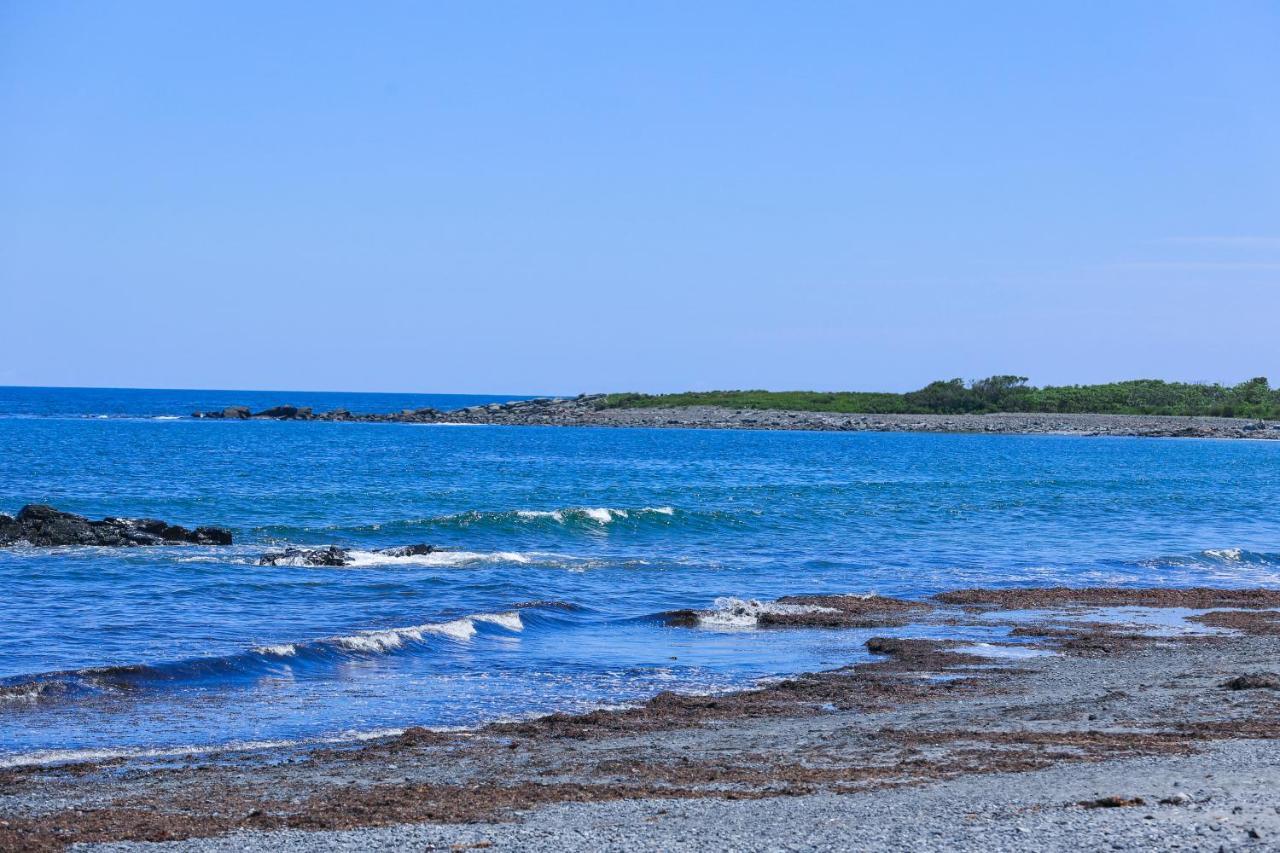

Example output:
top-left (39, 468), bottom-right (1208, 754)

top-left (3, 588), bottom-right (1279, 851)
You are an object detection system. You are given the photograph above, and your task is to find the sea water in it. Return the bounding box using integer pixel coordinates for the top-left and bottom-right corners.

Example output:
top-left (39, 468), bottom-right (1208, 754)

top-left (1, 386), bottom-right (1277, 765)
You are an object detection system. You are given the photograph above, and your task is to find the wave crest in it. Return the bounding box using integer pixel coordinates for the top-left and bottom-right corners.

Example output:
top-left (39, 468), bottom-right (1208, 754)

top-left (3, 609), bottom-right (530, 707)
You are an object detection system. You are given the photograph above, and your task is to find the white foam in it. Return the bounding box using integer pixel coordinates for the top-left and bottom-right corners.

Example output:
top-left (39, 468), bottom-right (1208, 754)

top-left (341, 549), bottom-right (532, 568)
top-left (0, 728), bottom-right (412, 769)
top-left (473, 611), bottom-right (524, 631)
top-left (1203, 548), bottom-right (1243, 562)
top-left (697, 596), bottom-right (840, 629)
top-left (511, 506), bottom-right (674, 525)
top-left (153, 415), bottom-right (181, 420)
top-left (329, 610), bottom-right (523, 652)
top-left (516, 510), bottom-right (565, 521)
top-left (334, 629), bottom-right (413, 652)
top-left (253, 644), bottom-right (298, 657)
top-left (419, 618), bottom-right (478, 641)
top-left (953, 643), bottom-right (1057, 659)
top-left (0, 684), bottom-right (50, 704)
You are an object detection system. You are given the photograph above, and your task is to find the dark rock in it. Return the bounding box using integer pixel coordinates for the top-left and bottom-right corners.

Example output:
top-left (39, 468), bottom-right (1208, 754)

top-left (254, 405), bottom-right (300, 419)
top-left (194, 526), bottom-right (234, 545)
top-left (256, 542), bottom-right (440, 566)
top-left (1080, 796), bottom-right (1146, 809)
top-left (376, 543), bottom-right (436, 558)
top-left (258, 546), bottom-right (351, 567)
top-left (1222, 673), bottom-right (1280, 690)
top-left (658, 609), bottom-right (702, 628)
top-left (0, 505), bottom-right (232, 547)
top-left (223, 406), bottom-right (251, 419)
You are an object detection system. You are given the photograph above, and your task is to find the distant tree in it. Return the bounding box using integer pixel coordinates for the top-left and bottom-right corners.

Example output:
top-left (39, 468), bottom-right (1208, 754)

top-left (969, 375), bottom-right (1031, 411)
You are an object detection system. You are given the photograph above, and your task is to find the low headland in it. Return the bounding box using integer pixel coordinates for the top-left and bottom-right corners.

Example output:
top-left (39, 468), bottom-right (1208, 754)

top-left (193, 377), bottom-right (1280, 439)
top-left (3, 586), bottom-right (1279, 851)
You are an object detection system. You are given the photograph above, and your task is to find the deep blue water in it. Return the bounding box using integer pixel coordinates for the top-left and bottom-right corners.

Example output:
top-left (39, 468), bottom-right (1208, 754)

top-left (1, 387), bottom-right (1278, 765)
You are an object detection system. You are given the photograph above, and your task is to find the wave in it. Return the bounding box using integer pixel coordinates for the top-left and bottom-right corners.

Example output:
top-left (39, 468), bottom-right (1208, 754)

top-left (271, 506), bottom-right (693, 539)
top-left (265, 548), bottom-right (534, 569)
top-left (670, 596), bottom-right (841, 630)
top-left (436, 505), bottom-right (678, 530)
top-left (0, 727), bottom-right (411, 769)
top-left (0, 607), bottom-right (536, 707)
top-left (516, 506), bottom-right (675, 525)
top-left (1198, 548), bottom-right (1279, 565)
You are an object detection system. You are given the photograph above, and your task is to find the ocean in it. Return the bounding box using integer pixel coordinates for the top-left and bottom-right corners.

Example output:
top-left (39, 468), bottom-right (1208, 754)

top-left (1, 386), bottom-right (1277, 766)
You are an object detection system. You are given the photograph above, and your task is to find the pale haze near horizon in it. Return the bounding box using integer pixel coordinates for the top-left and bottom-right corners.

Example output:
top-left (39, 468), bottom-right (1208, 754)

top-left (2, 1), bottom-right (1278, 396)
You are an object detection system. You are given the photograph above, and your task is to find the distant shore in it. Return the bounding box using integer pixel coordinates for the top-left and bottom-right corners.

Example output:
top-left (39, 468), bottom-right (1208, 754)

top-left (193, 396), bottom-right (1280, 439)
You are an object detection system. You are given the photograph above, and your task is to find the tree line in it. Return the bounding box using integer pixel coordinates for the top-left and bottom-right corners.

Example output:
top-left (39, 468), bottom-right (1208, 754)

top-left (603, 377), bottom-right (1280, 419)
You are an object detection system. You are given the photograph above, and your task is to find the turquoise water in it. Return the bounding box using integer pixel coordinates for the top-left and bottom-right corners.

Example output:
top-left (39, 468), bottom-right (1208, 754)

top-left (1, 387), bottom-right (1278, 764)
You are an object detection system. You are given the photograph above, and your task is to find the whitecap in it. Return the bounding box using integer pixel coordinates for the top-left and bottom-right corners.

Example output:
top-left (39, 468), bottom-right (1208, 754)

top-left (340, 549), bottom-right (532, 568)
top-left (327, 609), bottom-right (522, 652)
top-left (696, 596), bottom-right (840, 629)
top-left (516, 510), bottom-right (565, 522)
top-left (473, 611), bottom-right (524, 632)
top-left (580, 507), bottom-right (617, 523)
top-left (253, 644), bottom-right (298, 657)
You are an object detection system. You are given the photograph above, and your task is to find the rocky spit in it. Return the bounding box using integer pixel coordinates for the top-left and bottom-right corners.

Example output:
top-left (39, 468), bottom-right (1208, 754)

top-left (4, 587), bottom-right (1280, 851)
top-left (0, 505), bottom-right (232, 547)
top-left (192, 397), bottom-right (1280, 439)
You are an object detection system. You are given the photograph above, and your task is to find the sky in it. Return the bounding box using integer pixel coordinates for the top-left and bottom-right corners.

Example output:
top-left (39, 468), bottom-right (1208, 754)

top-left (2, 1), bottom-right (1278, 395)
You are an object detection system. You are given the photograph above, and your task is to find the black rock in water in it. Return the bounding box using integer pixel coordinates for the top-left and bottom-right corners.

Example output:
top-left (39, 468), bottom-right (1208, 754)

top-left (257, 543), bottom-right (438, 566)
top-left (0, 505), bottom-right (233, 547)
top-left (258, 545), bottom-right (351, 567)
top-left (376, 543), bottom-right (436, 558)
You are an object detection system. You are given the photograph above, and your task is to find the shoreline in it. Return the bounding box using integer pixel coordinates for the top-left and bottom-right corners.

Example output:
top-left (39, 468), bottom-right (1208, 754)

top-left (4, 587), bottom-right (1279, 850)
top-left (192, 398), bottom-right (1280, 440)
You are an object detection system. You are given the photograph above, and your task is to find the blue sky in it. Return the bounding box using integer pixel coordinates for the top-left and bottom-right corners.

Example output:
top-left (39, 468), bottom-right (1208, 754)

top-left (2, 1), bottom-right (1277, 394)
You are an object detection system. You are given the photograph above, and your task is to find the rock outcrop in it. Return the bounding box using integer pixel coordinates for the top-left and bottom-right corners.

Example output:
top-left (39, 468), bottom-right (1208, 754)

top-left (0, 505), bottom-right (233, 547)
top-left (193, 405), bottom-right (442, 422)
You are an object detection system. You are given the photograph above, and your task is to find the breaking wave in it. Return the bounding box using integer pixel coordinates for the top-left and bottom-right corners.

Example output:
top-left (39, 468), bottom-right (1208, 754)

top-left (0, 608), bottom-right (534, 707)
top-left (672, 596), bottom-right (840, 630)
top-left (266, 549), bottom-right (534, 569)
top-left (268, 506), bottom-right (709, 540)
top-left (1198, 548), bottom-right (1279, 565)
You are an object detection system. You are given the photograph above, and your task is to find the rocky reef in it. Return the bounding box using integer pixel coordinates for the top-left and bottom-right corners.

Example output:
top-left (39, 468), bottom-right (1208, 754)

top-left (189, 397), bottom-right (1280, 439)
top-left (0, 505), bottom-right (232, 547)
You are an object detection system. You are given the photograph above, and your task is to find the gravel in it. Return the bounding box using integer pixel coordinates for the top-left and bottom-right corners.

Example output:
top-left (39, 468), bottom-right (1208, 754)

top-left (82, 739), bottom-right (1280, 852)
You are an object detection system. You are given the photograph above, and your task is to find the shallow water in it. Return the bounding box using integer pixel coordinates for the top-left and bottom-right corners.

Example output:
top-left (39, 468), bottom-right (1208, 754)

top-left (1, 386), bottom-right (1278, 764)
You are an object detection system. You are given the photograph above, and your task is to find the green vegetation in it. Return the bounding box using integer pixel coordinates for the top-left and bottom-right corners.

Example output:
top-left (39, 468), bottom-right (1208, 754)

top-left (602, 377), bottom-right (1280, 419)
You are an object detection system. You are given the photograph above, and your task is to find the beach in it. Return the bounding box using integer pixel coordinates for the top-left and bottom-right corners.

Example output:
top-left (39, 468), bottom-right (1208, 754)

top-left (3, 388), bottom-right (1279, 851)
top-left (3, 588), bottom-right (1278, 851)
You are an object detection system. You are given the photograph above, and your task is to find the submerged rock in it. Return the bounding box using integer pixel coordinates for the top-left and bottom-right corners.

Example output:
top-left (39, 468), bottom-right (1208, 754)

top-left (0, 505), bottom-right (232, 547)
